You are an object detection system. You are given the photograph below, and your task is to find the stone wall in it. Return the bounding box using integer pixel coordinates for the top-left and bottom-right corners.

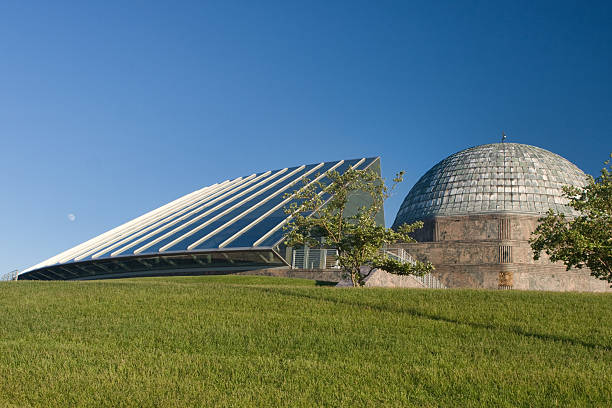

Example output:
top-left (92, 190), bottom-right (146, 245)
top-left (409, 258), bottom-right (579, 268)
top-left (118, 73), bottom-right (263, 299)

top-left (236, 267), bottom-right (343, 282)
top-left (398, 213), bottom-right (612, 292)
top-left (237, 212), bottom-right (612, 292)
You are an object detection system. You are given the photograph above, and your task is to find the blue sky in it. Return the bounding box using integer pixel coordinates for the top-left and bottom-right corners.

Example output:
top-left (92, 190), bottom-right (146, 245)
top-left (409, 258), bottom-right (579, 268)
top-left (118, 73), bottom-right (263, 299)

top-left (1, 1), bottom-right (611, 273)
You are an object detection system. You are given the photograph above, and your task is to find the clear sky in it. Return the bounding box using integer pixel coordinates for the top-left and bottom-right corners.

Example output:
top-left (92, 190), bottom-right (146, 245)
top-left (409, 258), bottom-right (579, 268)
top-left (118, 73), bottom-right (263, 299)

top-left (1, 1), bottom-right (611, 274)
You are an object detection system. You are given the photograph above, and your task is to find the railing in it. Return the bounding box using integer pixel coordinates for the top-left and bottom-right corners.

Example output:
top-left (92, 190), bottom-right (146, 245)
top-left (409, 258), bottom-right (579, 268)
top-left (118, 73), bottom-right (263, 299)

top-left (290, 246), bottom-right (446, 289)
top-left (0, 270), bottom-right (19, 281)
top-left (291, 248), bottom-right (339, 269)
top-left (381, 247), bottom-right (446, 289)
top-left (382, 247), bottom-right (416, 265)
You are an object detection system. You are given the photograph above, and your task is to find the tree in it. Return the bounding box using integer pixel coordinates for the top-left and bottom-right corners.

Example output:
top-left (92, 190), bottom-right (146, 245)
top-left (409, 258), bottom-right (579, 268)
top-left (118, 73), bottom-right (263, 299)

top-left (283, 167), bottom-right (434, 287)
top-left (530, 154), bottom-right (612, 285)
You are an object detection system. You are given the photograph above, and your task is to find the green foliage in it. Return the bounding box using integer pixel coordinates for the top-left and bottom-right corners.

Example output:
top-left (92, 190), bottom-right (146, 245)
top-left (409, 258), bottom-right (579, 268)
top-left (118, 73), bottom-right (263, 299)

top-left (0, 276), bottom-right (611, 407)
top-left (530, 154), bottom-right (612, 284)
top-left (283, 167), bottom-right (433, 286)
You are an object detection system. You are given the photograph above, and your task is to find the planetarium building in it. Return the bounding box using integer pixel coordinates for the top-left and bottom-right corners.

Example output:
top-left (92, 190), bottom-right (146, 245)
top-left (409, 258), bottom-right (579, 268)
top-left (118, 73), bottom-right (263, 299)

top-left (17, 143), bottom-right (610, 292)
top-left (19, 157), bottom-right (381, 281)
top-left (392, 142), bottom-right (609, 292)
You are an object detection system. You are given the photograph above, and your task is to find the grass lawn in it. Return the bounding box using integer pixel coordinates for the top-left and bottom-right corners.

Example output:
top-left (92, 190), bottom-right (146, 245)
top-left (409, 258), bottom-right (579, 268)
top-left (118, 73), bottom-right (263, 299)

top-left (0, 275), bottom-right (610, 407)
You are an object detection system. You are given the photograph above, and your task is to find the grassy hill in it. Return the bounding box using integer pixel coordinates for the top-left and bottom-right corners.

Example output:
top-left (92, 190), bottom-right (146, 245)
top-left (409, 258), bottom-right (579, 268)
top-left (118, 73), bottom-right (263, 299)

top-left (0, 275), bottom-right (610, 407)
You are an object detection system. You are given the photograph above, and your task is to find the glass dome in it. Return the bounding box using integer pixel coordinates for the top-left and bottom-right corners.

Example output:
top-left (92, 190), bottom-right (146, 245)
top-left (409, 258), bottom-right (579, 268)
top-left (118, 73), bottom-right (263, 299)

top-left (393, 143), bottom-right (587, 227)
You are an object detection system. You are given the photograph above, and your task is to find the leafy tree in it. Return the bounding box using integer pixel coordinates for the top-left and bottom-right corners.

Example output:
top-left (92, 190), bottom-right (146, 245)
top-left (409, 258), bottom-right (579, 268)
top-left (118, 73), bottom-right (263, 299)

top-left (283, 167), bottom-right (434, 287)
top-left (530, 154), bottom-right (612, 285)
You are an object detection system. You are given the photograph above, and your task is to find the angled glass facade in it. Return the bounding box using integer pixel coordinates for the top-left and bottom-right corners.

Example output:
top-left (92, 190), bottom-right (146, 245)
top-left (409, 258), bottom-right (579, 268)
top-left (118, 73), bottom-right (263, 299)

top-left (19, 157), bottom-right (381, 280)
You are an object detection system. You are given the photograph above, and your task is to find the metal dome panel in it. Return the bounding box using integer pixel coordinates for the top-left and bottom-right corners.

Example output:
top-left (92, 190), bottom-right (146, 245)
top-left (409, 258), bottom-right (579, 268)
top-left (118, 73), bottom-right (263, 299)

top-left (393, 143), bottom-right (587, 227)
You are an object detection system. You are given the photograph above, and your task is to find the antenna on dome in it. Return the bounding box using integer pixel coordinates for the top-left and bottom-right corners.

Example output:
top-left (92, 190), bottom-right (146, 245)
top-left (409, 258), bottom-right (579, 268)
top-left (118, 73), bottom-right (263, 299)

top-left (501, 131), bottom-right (507, 143)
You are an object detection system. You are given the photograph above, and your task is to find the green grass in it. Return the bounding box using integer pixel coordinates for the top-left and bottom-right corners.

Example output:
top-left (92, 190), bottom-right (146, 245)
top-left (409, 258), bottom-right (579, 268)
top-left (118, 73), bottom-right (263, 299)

top-left (0, 275), bottom-right (610, 407)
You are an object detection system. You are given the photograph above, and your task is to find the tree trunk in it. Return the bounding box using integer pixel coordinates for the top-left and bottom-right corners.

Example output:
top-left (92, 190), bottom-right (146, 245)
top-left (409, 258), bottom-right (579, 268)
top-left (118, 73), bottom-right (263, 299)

top-left (350, 267), bottom-right (361, 287)
top-left (350, 270), bottom-right (358, 287)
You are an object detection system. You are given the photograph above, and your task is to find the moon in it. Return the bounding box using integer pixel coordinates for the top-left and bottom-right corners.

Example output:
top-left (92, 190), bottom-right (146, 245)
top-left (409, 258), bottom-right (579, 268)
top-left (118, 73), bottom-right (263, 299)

top-left (67, 213), bottom-right (76, 222)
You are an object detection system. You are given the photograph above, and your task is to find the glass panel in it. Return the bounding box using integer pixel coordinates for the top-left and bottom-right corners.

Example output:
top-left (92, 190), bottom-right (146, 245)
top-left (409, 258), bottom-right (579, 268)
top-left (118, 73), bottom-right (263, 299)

top-left (187, 160), bottom-right (354, 250)
top-left (110, 168), bottom-right (295, 256)
top-left (164, 161), bottom-right (340, 251)
top-left (70, 180), bottom-right (242, 261)
top-left (139, 164), bottom-right (316, 253)
top-left (251, 158), bottom-right (376, 248)
top-left (65, 180), bottom-right (244, 262)
top-left (232, 211), bottom-right (288, 248)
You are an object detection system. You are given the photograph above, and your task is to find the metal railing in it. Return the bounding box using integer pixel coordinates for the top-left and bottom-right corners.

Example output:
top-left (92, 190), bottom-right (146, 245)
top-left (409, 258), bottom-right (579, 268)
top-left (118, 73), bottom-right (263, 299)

top-left (382, 247), bottom-right (415, 265)
top-left (290, 246), bottom-right (446, 289)
top-left (291, 248), bottom-right (339, 269)
top-left (381, 247), bottom-right (446, 289)
top-left (0, 270), bottom-right (19, 281)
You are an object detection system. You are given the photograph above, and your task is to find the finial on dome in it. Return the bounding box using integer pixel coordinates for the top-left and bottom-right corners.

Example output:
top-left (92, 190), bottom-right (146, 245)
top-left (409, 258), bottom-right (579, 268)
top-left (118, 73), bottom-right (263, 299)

top-left (501, 131), bottom-right (507, 143)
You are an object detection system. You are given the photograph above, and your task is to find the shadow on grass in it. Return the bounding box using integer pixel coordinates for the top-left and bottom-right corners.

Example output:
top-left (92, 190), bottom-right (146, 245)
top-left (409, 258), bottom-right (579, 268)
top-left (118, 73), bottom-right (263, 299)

top-left (247, 286), bottom-right (611, 352)
top-left (315, 281), bottom-right (339, 287)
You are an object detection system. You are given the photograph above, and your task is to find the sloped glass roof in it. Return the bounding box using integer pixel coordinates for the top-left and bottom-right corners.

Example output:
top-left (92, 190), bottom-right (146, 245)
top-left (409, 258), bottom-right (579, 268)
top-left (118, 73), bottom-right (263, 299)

top-left (20, 157), bottom-right (379, 280)
top-left (393, 143), bottom-right (587, 227)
